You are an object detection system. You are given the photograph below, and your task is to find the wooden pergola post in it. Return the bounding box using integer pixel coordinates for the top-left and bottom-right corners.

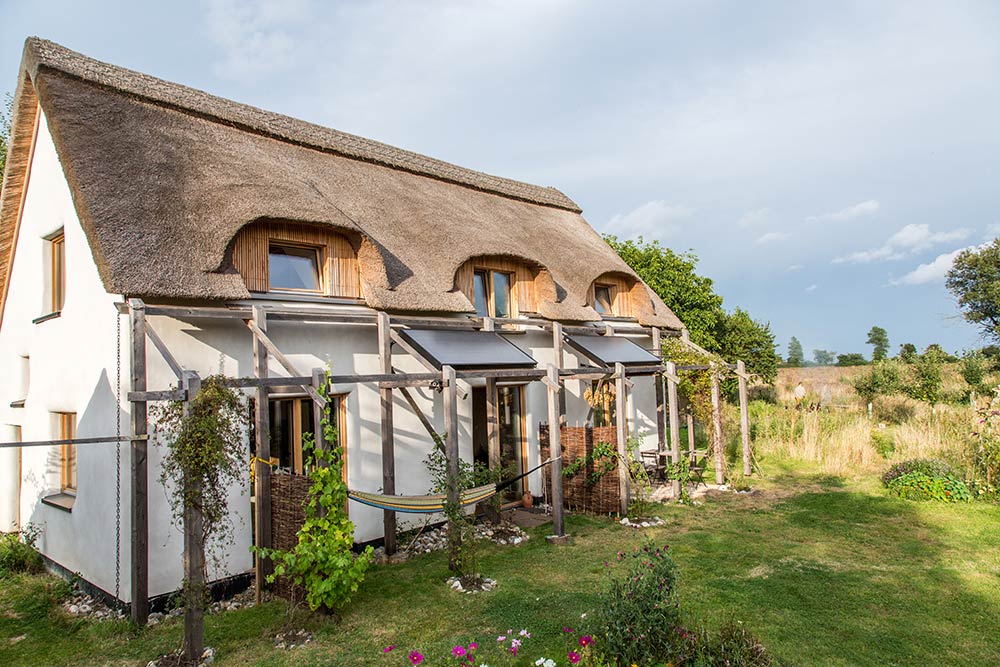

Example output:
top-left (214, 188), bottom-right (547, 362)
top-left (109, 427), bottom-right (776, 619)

top-left (377, 312), bottom-right (397, 555)
top-left (614, 362), bottom-right (630, 515)
top-left (442, 365), bottom-right (461, 570)
top-left (311, 368), bottom-right (326, 452)
top-left (546, 364), bottom-right (565, 536)
top-left (181, 372), bottom-right (205, 663)
top-left (251, 305), bottom-right (272, 598)
top-left (653, 328), bottom-right (666, 455)
top-left (710, 364), bottom-right (725, 485)
top-left (482, 318), bottom-right (501, 522)
top-left (552, 322), bottom-right (566, 425)
top-left (687, 413), bottom-right (696, 464)
top-left (737, 360), bottom-right (752, 476)
top-left (128, 298), bottom-right (149, 626)
top-left (665, 361), bottom-right (682, 498)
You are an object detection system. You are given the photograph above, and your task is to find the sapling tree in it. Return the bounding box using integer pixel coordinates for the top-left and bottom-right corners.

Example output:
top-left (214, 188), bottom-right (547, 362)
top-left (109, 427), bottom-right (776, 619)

top-left (866, 326), bottom-right (890, 361)
top-left (786, 337), bottom-right (804, 367)
top-left (813, 349), bottom-right (836, 366)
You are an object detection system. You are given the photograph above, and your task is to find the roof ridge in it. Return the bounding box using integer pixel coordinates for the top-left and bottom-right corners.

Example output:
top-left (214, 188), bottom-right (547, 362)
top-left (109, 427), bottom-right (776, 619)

top-left (22, 37), bottom-right (581, 213)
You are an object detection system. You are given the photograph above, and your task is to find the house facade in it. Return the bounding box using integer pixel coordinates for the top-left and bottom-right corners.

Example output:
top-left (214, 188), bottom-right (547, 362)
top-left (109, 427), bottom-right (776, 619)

top-left (0, 38), bottom-right (685, 607)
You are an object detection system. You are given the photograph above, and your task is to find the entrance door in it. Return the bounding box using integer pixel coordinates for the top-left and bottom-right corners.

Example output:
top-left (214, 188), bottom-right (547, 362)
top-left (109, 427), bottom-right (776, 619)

top-left (472, 384), bottom-right (526, 504)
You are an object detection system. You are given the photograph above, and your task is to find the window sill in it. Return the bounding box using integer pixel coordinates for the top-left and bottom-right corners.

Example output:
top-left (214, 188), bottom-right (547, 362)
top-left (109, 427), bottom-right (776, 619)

top-left (42, 492), bottom-right (75, 512)
top-left (32, 311), bottom-right (62, 324)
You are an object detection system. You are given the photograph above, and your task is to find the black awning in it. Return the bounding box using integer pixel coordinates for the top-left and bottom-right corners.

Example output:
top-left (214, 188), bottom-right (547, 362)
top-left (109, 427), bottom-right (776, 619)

top-left (565, 334), bottom-right (660, 367)
top-left (397, 328), bottom-right (537, 370)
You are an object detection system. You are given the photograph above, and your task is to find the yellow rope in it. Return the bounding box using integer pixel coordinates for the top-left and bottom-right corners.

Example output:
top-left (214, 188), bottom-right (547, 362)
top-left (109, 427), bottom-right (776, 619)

top-left (249, 456), bottom-right (279, 483)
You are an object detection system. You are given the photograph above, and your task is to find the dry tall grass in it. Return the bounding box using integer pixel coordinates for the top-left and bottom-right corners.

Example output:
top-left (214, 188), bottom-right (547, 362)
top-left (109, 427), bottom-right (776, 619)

top-left (745, 367), bottom-right (975, 477)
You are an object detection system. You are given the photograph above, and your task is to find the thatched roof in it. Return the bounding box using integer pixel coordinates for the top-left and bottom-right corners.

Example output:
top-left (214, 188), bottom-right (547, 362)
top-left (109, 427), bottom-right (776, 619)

top-left (0, 37), bottom-right (684, 329)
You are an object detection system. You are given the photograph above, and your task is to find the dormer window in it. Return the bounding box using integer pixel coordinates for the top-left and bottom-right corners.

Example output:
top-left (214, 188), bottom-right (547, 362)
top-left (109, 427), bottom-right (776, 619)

top-left (473, 269), bottom-right (512, 318)
top-left (268, 243), bottom-right (322, 292)
top-left (589, 274), bottom-right (636, 318)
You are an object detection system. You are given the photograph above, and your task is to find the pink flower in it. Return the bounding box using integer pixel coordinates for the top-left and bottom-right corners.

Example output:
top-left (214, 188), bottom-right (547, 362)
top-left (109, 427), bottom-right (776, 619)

top-left (408, 651), bottom-right (424, 665)
top-left (568, 650), bottom-right (582, 664)
top-left (497, 635), bottom-right (507, 643)
top-left (452, 645), bottom-right (467, 658)
top-left (383, 645), bottom-right (396, 653)
top-left (562, 626), bottom-right (575, 634)
top-left (468, 642), bottom-right (478, 651)
top-left (579, 635), bottom-right (593, 647)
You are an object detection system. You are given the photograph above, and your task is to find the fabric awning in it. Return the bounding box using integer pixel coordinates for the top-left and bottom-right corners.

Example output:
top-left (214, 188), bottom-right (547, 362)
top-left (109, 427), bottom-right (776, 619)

top-left (397, 328), bottom-right (537, 370)
top-left (564, 334), bottom-right (660, 367)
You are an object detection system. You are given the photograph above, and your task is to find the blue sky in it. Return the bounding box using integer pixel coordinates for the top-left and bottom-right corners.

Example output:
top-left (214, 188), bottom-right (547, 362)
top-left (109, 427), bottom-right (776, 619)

top-left (3, 1), bottom-right (998, 360)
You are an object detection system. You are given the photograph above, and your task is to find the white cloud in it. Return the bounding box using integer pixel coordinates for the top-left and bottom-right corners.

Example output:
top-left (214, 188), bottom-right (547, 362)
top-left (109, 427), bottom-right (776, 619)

top-left (606, 201), bottom-right (694, 239)
top-left (738, 208), bottom-right (770, 227)
top-left (787, 264), bottom-right (804, 271)
top-left (833, 223), bottom-right (972, 264)
top-left (807, 200), bottom-right (880, 223)
top-left (889, 247), bottom-right (969, 286)
top-left (205, 0), bottom-right (315, 80)
top-left (756, 231), bottom-right (788, 244)
top-left (805, 284), bottom-right (818, 292)
top-left (984, 223), bottom-right (1000, 241)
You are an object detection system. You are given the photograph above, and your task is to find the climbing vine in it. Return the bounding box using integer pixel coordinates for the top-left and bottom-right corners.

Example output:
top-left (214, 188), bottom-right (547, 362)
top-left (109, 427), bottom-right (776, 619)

top-left (253, 383), bottom-right (373, 611)
top-left (661, 338), bottom-right (727, 425)
top-left (151, 375), bottom-right (247, 569)
top-left (563, 440), bottom-right (619, 486)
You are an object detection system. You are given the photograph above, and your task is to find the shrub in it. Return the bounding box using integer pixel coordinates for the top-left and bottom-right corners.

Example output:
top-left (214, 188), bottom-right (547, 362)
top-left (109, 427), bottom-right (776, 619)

top-left (870, 429), bottom-right (895, 458)
top-left (598, 539), bottom-right (681, 666)
top-left (881, 458), bottom-right (955, 486)
top-left (683, 620), bottom-right (784, 666)
top-left (0, 525), bottom-right (43, 577)
top-left (871, 396), bottom-right (916, 424)
top-left (852, 360), bottom-right (902, 404)
top-left (886, 471), bottom-right (971, 502)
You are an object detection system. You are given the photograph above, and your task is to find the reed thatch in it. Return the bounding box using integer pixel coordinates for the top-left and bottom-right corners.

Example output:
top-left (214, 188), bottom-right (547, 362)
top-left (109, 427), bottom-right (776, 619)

top-left (0, 37), bottom-right (684, 329)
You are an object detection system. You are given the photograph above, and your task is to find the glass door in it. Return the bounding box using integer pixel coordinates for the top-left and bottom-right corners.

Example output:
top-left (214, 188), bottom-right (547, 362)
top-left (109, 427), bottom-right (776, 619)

top-left (498, 385), bottom-right (526, 503)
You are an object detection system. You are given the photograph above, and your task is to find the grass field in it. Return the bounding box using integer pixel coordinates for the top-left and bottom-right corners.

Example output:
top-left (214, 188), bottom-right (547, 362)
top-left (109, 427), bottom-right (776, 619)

top-left (3, 460), bottom-right (999, 667)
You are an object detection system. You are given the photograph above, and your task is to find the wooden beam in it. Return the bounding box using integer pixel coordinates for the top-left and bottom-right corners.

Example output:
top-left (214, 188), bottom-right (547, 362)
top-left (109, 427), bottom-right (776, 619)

top-left (389, 330), bottom-right (439, 373)
top-left (614, 362), bottom-right (630, 515)
top-left (181, 373), bottom-right (205, 663)
top-left (251, 305), bottom-right (272, 598)
top-left (442, 365), bottom-right (461, 571)
top-left (737, 360), bottom-right (752, 476)
top-left (397, 384), bottom-right (445, 451)
top-left (378, 312), bottom-right (397, 555)
top-left (128, 298), bottom-right (149, 627)
top-left (144, 322), bottom-right (183, 380)
top-left (127, 389), bottom-right (187, 402)
top-left (552, 322), bottom-right (566, 426)
top-left (312, 368), bottom-right (325, 452)
top-left (665, 361), bottom-right (682, 498)
top-left (710, 367), bottom-right (725, 485)
top-left (246, 319), bottom-right (326, 407)
top-left (653, 326), bottom-right (665, 455)
top-left (546, 364), bottom-right (565, 536)
top-left (0, 435), bottom-right (143, 449)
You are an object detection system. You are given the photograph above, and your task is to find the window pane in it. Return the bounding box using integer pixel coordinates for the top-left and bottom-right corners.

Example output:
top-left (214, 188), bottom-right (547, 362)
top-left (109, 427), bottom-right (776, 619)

top-left (498, 386), bottom-right (524, 502)
top-left (594, 285), bottom-right (613, 315)
top-left (269, 399), bottom-right (295, 470)
top-left (492, 271), bottom-right (511, 318)
top-left (473, 271), bottom-right (489, 316)
top-left (60, 413), bottom-right (76, 492)
top-left (52, 236), bottom-right (65, 312)
top-left (269, 245), bottom-right (321, 291)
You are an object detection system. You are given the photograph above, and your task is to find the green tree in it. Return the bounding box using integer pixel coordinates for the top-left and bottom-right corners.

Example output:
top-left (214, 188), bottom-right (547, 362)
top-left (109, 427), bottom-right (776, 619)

top-left (813, 349), bottom-right (836, 366)
top-left (786, 336), bottom-right (804, 366)
top-left (898, 343), bottom-right (917, 362)
top-left (923, 343), bottom-right (956, 363)
top-left (716, 308), bottom-right (779, 384)
top-left (906, 354), bottom-right (943, 404)
top-left (960, 350), bottom-right (988, 393)
top-left (866, 326), bottom-right (890, 361)
top-left (837, 353), bottom-right (867, 366)
top-left (946, 239), bottom-right (1000, 342)
top-left (605, 236), bottom-right (723, 349)
top-left (852, 360), bottom-right (903, 404)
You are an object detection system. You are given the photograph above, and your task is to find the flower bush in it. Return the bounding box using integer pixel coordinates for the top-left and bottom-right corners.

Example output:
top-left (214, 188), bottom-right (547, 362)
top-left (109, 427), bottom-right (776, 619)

top-left (880, 458), bottom-right (956, 486)
top-left (886, 471), bottom-right (971, 502)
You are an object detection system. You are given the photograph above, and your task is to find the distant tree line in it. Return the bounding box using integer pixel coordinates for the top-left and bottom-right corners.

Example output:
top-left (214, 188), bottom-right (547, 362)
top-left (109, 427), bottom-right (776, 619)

top-left (782, 325), bottom-right (962, 367)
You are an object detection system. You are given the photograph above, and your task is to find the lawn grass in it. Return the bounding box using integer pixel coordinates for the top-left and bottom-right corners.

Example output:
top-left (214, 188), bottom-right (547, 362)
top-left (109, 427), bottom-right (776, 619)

top-left (2, 462), bottom-right (999, 666)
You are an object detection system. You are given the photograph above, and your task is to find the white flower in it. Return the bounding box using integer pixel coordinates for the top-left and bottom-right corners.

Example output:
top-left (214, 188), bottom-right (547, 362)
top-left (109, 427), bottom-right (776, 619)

top-left (581, 612), bottom-right (587, 618)
top-left (544, 660), bottom-right (556, 667)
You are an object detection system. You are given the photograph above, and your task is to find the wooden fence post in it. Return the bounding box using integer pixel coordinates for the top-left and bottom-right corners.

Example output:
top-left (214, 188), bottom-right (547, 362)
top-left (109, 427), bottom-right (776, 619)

top-left (614, 362), bottom-right (630, 515)
top-left (128, 298), bottom-right (149, 626)
top-left (710, 366), bottom-right (725, 485)
top-left (181, 372), bottom-right (205, 663)
top-left (251, 305), bottom-right (272, 599)
top-left (377, 312), bottom-right (397, 555)
top-left (546, 364), bottom-right (565, 536)
top-left (442, 365), bottom-right (461, 570)
top-left (737, 360), bottom-right (752, 476)
top-left (666, 361), bottom-right (682, 498)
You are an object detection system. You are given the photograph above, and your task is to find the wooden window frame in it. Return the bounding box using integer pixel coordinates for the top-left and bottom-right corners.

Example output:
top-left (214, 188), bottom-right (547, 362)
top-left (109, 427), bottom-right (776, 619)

top-left (473, 268), bottom-right (514, 318)
top-left (49, 231), bottom-right (66, 314)
top-left (58, 412), bottom-right (77, 494)
top-left (593, 282), bottom-right (616, 317)
top-left (269, 394), bottom-right (346, 477)
top-left (267, 240), bottom-right (325, 294)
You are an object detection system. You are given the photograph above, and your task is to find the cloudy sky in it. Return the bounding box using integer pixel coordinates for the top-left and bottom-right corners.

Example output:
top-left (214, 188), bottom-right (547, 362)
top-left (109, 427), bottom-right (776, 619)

top-left (3, 1), bottom-right (998, 359)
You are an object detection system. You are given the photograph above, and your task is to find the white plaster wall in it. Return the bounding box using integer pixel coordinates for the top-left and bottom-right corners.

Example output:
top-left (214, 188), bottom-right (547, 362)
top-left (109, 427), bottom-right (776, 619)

top-left (0, 114), bottom-right (131, 596)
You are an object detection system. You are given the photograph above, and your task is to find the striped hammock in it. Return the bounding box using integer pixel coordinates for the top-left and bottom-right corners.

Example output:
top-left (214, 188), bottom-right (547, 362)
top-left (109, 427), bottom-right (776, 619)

top-left (347, 457), bottom-right (554, 514)
top-left (348, 484), bottom-right (498, 514)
